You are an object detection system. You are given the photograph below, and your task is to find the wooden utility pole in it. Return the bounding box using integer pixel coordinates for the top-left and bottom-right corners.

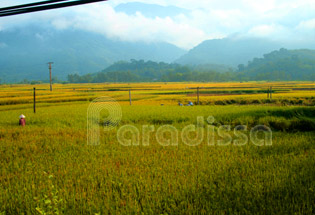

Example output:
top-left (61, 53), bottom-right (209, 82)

top-left (270, 86), bottom-right (272, 99)
top-left (267, 87), bottom-right (270, 98)
top-left (197, 87), bottom-right (200, 105)
top-left (129, 89), bottom-right (132, 105)
top-left (48, 62), bottom-right (53, 91)
top-left (33, 87), bottom-right (36, 113)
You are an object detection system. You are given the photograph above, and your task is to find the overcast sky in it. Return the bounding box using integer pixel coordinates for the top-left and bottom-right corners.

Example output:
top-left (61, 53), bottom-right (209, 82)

top-left (0, 0), bottom-right (314, 49)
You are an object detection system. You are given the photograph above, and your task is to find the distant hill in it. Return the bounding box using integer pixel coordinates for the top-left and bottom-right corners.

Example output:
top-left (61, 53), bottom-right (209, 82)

top-left (175, 38), bottom-right (283, 66)
top-left (69, 49), bottom-right (315, 83)
top-left (0, 26), bottom-right (186, 82)
top-left (238, 48), bottom-right (315, 81)
top-left (66, 59), bottom-right (239, 83)
top-left (67, 60), bottom-right (188, 83)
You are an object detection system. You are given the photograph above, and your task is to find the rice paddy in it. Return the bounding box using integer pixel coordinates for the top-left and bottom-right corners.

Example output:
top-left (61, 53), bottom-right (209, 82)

top-left (0, 82), bottom-right (314, 214)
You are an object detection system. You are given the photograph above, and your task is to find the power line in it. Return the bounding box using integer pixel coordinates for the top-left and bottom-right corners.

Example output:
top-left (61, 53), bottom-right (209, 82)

top-left (0, 0), bottom-right (107, 17)
top-left (0, 0), bottom-right (69, 12)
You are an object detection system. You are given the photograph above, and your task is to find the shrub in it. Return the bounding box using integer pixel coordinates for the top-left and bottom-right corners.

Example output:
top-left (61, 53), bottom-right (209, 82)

top-left (251, 99), bottom-right (261, 104)
top-left (214, 100), bottom-right (227, 105)
top-left (289, 119), bottom-right (315, 132)
top-left (281, 99), bottom-right (290, 105)
top-left (240, 100), bottom-right (248, 105)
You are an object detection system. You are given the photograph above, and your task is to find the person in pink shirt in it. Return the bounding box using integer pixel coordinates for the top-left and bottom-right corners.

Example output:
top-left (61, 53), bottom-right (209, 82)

top-left (19, 114), bottom-right (26, 126)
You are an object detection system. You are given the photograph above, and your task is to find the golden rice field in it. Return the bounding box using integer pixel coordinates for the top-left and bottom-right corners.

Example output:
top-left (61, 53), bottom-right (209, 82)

top-left (0, 82), bottom-right (314, 214)
top-left (1, 81), bottom-right (315, 107)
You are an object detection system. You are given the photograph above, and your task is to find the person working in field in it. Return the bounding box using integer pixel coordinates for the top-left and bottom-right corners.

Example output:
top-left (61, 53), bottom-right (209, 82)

top-left (19, 114), bottom-right (26, 126)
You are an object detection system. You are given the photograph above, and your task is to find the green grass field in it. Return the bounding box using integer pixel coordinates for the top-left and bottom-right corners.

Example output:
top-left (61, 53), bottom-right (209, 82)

top-left (0, 82), bottom-right (314, 214)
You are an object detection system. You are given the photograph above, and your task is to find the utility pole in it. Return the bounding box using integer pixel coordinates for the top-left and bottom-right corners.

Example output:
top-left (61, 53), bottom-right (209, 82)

top-left (129, 89), bottom-right (132, 106)
top-left (270, 86), bottom-right (272, 99)
top-left (48, 62), bottom-right (53, 91)
top-left (33, 87), bottom-right (36, 113)
top-left (197, 87), bottom-right (200, 105)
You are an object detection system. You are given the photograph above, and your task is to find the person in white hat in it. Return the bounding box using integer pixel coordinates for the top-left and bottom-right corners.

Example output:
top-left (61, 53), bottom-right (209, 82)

top-left (19, 114), bottom-right (26, 126)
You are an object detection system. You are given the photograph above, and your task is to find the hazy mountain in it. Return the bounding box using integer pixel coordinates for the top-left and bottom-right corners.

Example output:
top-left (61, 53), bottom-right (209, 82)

top-left (115, 2), bottom-right (189, 18)
top-left (175, 37), bottom-right (315, 67)
top-left (0, 26), bottom-right (186, 82)
top-left (175, 38), bottom-right (283, 66)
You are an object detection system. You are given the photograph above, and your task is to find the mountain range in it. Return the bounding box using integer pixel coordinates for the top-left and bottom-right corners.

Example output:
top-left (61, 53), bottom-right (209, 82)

top-left (175, 37), bottom-right (315, 66)
top-left (175, 38), bottom-right (282, 66)
top-left (0, 26), bottom-right (186, 82)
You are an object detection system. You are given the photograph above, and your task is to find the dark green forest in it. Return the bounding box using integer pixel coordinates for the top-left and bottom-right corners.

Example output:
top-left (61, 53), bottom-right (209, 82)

top-left (66, 49), bottom-right (315, 83)
top-left (237, 48), bottom-right (315, 81)
top-left (67, 60), bottom-right (235, 83)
